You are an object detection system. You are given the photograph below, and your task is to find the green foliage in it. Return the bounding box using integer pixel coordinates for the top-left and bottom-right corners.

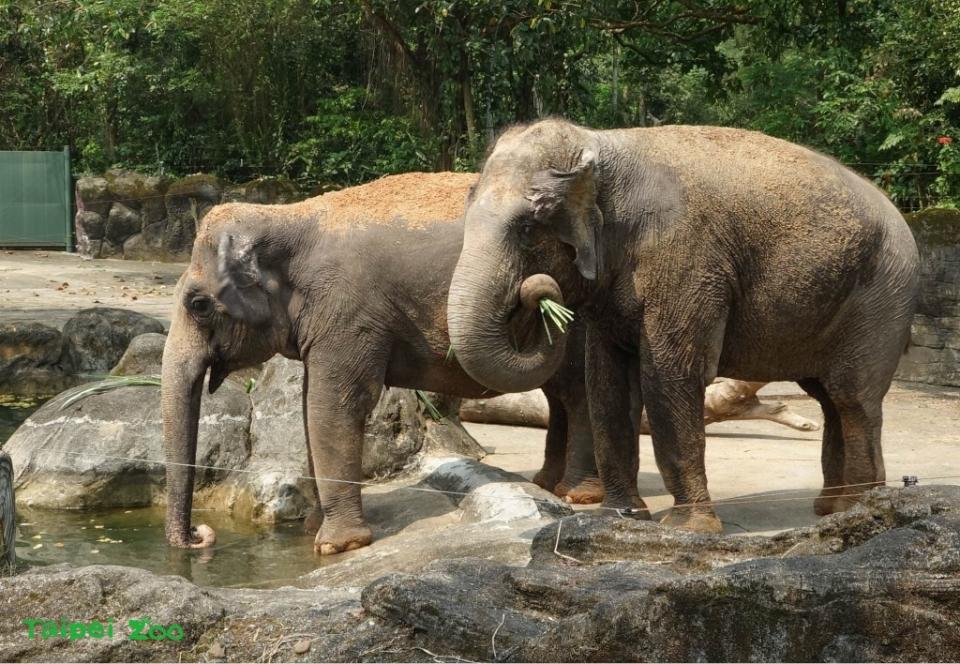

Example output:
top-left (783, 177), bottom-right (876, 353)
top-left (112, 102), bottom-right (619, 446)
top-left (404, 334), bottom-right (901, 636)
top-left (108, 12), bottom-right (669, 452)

top-left (1, 0), bottom-right (957, 206)
top-left (285, 87), bottom-right (434, 188)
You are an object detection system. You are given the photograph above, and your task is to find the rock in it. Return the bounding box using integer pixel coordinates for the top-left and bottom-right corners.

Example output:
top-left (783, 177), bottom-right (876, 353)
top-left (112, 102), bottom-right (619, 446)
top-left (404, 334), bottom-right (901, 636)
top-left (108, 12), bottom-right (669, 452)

top-left (360, 486), bottom-right (960, 663)
top-left (0, 322), bottom-right (62, 373)
top-left (109, 332), bottom-right (167, 376)
top-left (122, 222), bottom-right (166, 260)
top-left (98, 239), bottom-right (123, 259)
top-left (0, 323), bottom-right (75, 395)
top-left (75, 176), bottom-right (110, 215)
top-left (899, 208), bottom-right (960, 387)
top-left (103, 169), bottom-right (170, 203)
top-left (6, 378), bottom-right (250, 509)
top-left (59, 307), bottom-right (165, 374)
top-left (163, 174), bottom-right (225, 257)
top-left (217, 356), bottom-right (486, 523)
top-left (105, 203), bottom-right (142, 245)
top-left (0, 452), bottom-right (13, 566)
top-left (5, 487), bottom-right (960, 662)
top-left (75, 210), bottom-right (106, 258)
top-left (419, 456), bottom-right (571, 522)
top-left (460, 390), bottom-right (549, 428)
top-left (223, 176), bottom-right (300, 205)
top-left (76, 210), bottom-right (106, 241)
top-left (299, 455), bottom-right (571, 589)
top-left (528, 512), bottom-right (801, 572)
top-left (0, 564), bottom-right (397, 663)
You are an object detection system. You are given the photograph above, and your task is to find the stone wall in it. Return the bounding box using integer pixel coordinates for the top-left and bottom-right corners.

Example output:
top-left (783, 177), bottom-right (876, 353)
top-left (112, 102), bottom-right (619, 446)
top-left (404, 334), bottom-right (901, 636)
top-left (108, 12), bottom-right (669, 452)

top-left (74, 170), bottom-right (301, 261)
top-left (898, 208), bottom-right (960, 387)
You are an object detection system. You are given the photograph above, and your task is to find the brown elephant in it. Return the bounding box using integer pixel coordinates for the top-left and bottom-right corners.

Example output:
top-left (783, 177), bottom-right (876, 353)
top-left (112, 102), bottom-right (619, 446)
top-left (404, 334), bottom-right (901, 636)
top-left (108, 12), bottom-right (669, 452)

top-left (447, 119), bottom-right (919, 533)
top-left (161, 172), bottom-right (600, 555)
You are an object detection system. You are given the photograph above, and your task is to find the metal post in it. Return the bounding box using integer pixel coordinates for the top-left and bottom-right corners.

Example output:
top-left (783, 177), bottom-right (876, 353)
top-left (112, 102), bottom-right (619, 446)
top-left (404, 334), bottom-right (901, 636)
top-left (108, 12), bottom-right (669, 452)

top-left (63, 145), bottom-right (73, 252)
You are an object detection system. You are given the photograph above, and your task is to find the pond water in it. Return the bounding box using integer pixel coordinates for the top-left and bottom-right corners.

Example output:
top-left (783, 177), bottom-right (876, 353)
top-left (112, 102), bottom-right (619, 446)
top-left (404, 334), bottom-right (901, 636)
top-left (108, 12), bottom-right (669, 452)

top-left (0, 395), bottom-right (45, 447)
top-left (15, 506), bottom-right (336, 588)
top-left (3, 396), bottom-right (336, 588)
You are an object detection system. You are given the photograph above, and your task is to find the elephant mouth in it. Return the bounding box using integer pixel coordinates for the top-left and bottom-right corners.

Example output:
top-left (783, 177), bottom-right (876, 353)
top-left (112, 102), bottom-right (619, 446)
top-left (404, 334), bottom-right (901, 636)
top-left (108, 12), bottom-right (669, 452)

top-left (505, 273), bottom-right (567, 352)
top-left (208, 356), bottom-right (230, 394)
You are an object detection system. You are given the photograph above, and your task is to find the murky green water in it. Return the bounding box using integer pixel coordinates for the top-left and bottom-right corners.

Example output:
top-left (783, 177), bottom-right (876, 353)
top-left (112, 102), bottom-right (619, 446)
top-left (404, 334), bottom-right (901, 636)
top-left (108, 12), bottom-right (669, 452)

top-left (0, 395), bottom-right (45, 447)
top-left (15, 506), bottom-right (335, 588)
top-left (3, 397), bottom-right (335, 589)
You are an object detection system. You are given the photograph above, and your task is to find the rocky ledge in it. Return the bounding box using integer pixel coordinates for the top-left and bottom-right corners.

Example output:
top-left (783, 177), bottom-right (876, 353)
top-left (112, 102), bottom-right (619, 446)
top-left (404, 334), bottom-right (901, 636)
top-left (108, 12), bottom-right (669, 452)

top-left (2, 485), bottom-right (959, 662)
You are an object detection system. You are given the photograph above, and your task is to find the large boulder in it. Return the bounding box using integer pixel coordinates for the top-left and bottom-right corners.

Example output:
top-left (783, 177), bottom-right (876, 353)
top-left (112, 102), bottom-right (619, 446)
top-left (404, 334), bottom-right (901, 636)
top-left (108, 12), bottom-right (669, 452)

top-left (204, 356), bottom-right (486, 522)
top-left (223, 176), bottom-right (300, 204)
top-left (163, 174), bottom-right (225, 258)
top-left (359, 486), bottom-right (960, 662)
top-left (104, 202), bottom-right (142, 246)
top-left (6, 378), bottom-right (251, 509)
top-left (59, 308), bottom-right (165, 374)
top-left (109, 332), bottom-right (167, 376)
top-left (0, 565), bottom-right (391, 663)
top-left (9, 348), bottom-right (486, 521)
top-left (0, 322), bottom-right (73, 395)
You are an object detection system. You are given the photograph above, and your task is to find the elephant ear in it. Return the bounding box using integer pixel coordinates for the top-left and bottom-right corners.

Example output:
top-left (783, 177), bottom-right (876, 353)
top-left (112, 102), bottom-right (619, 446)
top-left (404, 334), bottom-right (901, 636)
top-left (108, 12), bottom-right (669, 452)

top-left (216, 233), bottom-right (271, 325)
top-left (527, 148), bottom-right (603, 280)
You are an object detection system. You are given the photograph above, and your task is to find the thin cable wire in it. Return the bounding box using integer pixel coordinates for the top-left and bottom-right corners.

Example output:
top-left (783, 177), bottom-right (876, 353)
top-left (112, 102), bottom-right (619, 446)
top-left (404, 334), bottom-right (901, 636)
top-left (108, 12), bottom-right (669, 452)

top-left (56, 450), bottom-right (960, 513)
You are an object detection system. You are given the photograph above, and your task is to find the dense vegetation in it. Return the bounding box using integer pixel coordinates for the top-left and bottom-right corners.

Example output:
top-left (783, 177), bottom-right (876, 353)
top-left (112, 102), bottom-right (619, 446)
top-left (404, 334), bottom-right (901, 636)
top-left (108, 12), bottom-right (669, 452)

top-left (2, 0), bottom-right (958, 208)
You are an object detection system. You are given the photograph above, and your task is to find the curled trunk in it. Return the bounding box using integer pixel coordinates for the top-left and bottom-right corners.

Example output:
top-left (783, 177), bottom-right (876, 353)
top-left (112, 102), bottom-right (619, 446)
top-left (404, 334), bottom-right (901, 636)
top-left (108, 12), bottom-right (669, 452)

top-left (448, 242), bottom-right (568, 393)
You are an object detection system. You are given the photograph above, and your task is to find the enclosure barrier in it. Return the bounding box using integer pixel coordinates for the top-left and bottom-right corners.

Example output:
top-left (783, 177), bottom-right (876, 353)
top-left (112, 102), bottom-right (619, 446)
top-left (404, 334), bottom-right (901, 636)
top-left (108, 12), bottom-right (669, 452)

top-left (0, 148), bottom-right (72, 250)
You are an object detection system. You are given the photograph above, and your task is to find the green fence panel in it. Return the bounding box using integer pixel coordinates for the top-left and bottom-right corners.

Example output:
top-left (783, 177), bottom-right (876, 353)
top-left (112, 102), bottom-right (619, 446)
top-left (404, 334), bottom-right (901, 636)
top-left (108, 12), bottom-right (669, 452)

top-left (0, 148), bottom-right (72, 249)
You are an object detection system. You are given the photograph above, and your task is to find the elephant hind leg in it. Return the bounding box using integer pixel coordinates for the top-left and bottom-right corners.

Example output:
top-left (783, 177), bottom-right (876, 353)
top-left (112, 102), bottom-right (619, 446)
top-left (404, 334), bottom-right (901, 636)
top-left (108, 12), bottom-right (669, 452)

top-left (799, 376), bottom-right (886, 516)
top-left (797, 378), bottom-right (845, 515)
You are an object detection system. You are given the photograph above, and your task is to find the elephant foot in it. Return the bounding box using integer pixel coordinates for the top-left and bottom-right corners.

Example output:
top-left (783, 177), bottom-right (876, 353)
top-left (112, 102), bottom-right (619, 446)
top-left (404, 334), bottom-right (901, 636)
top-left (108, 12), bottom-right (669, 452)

top-left (601, 495), bottom-right (652, 519)
top-left (815, 486), bottom-right (872, 516)
top-left (168, 524), bottom-right (216, 549)
top-left (814, 492), bottom-right (841, 516)
top-left (555, 477), bottom-right (606, 504)
top-left (314, 523), bottom-right (372, 556)
top-left (532, 466), bottom-right (564, 494)
top-left (303, 505), bottom-right (324, 535)
top-left (661, 507), bottom-right (723, 534)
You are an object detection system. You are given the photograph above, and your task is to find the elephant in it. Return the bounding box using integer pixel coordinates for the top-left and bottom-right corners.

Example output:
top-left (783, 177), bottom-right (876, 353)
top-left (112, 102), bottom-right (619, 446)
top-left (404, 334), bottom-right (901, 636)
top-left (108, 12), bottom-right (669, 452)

top-left (161, 172), bottom-right (601, 555)
top-left (447, 119), bottom-right (919, 533)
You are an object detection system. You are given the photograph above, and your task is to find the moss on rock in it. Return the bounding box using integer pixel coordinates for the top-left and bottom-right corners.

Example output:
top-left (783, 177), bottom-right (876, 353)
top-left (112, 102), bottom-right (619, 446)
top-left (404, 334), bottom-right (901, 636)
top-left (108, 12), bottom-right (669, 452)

top-left (905, 207), bottom-right (960, 247)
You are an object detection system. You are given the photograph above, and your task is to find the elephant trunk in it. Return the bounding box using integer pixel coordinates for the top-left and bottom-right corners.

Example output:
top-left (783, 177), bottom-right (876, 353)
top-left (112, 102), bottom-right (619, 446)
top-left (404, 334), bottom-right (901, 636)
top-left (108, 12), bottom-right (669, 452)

top-left (161, 317), bottom-right (216, 549)
top-left (448, 242), bottom-right (568, 393)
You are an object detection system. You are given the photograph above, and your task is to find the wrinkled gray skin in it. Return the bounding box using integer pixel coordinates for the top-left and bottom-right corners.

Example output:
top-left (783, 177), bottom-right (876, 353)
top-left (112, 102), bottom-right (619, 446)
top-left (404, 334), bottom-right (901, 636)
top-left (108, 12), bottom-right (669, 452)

top-left (161, 174), bottom-right (597, 555)
top-left (448, 119), bottom-right (919, 533)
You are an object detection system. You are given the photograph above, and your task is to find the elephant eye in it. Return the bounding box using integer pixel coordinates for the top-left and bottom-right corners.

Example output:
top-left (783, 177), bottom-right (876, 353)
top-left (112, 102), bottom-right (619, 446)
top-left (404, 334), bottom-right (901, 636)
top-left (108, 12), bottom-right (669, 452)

top-left (518, 220), bottom-right (538, 248)
top-left (189, 296), bottom-right (214, 317)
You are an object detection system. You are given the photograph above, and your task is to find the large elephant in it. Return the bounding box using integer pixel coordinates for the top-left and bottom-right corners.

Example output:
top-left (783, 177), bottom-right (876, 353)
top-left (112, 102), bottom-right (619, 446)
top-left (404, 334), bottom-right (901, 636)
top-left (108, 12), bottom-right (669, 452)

top-left (447, 119), bottom-right (919, 533)
top-left (161, 172), bottom-right (600, 555)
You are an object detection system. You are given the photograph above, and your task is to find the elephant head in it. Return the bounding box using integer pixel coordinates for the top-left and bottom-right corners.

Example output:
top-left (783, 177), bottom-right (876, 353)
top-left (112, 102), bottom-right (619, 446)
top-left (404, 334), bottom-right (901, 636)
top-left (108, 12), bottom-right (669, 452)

top-left (162, 205), bottom-right (296, 548)
top-left (447, 120), bottom-right (603, 393)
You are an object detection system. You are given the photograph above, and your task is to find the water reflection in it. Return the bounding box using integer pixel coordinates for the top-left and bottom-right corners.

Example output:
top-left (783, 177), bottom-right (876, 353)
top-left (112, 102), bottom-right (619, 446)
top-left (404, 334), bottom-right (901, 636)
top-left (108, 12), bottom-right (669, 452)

top-left (16, 506), bottom-right (338, 588)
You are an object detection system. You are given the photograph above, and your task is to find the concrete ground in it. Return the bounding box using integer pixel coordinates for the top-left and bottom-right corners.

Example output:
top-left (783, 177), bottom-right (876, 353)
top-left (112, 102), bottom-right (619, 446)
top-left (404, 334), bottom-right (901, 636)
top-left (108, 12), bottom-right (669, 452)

top-left (0, 250), bottom-right (181, 329)
top-left (4, 249), bottom-right (959, 536)
top-left (473, 379), bottom-right (960, 535)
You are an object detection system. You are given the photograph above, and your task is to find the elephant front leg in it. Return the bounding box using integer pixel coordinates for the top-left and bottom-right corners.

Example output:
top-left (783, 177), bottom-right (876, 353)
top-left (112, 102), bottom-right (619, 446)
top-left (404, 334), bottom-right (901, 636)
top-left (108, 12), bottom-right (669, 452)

top-left (304, 357), bottom-right (381, 555)
top-left (586, 326), bottom-right (649, 517)
top-left (302, 365), bottom-right (324, 535)
top-left (554, 389), bottom-right (605, 505)
top-left (643, 371), bottom-right (723, 534)
top-left (532, 393), bottom-right (568, 493)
